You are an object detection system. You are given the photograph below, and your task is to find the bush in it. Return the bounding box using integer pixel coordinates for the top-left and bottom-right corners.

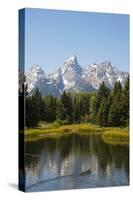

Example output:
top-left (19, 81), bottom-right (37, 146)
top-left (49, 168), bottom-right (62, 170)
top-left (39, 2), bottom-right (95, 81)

top-left (80, 115), bottom-right (90, 123)
top-left (52, 121), bottom-right (61, 128)
top-left (54, 119), bottom-right (69, 125)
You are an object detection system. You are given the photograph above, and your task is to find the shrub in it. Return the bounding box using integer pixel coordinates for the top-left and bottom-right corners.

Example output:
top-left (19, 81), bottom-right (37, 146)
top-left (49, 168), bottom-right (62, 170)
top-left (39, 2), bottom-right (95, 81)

top-left (80, 115), bottom-right (90, 123)
top-left (54, 119), bottom-right (69, 125)
top-left (52, 121), bottom-right (60, 128)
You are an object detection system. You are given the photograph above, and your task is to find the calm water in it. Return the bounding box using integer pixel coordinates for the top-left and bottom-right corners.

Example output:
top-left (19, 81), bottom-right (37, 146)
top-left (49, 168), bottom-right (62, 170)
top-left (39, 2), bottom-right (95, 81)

top-left (25, 134), bottom-right (129, 192)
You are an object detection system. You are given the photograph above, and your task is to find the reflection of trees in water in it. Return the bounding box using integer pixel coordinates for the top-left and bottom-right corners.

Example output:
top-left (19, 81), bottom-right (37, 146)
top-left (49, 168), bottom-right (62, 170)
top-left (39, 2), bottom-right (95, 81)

top-left (92, 136), bottom-right (129, 174)
top-left (109, 145), bottom-right (129, 176)
top-left (93, 136), bottom-right (113, 173)
top-left (25, 134), bottom-right (129, 176)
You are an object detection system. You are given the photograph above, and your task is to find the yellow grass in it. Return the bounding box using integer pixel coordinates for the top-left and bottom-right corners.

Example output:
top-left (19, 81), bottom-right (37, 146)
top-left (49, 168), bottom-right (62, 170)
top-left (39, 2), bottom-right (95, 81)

top-left (23, 122), bottom-right (129, 145)
top-left (25, 123), bottom-right (103, 136)
top-left (102, 128), bottom-right (129, 145)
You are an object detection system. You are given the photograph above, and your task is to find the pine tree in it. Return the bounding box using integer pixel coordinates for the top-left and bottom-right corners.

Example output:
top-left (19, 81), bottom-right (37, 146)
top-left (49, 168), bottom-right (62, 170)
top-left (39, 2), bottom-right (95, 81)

top-left (56, 100), bottom-right (65, 120)
top-left (26, 89), bottom-right (42, 128)
top-left (80, 93), bottom-right (90, 117)
top-left (25, 96), bottom-right (33, 128)
top-left (96, 98), bottom-right (109, 127)
top-left (122, 77), bottom-right (129, 126)
top-left (60, 91), bottom-right (73, 123)
top-left (97, 82), bottom-right (110, 98)
top-left (33, 88), bottom-right (45, 121)
top-left (44, 95), bottom-right (57, 122)
top-left (89, 94), bottom-right (97, 123)
top-left (108, 80), bottom-right (128, 127)
top-left (95, 82), bottom-right (110, 123)
top-left (108, 93), bottom-right (124, 127)
top-left (113, 81), bottom-right (122, 95)
top-left (73, 94), bottom-right (81, 123)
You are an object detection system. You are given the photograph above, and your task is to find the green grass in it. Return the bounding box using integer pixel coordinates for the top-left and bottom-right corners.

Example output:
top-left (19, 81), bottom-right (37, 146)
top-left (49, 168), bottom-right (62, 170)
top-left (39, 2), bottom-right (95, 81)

top-left (25, 123), bottom-right (103, 135)
top-left (102, 128), bottom-right (129, 145)
top-left (24, 122), bottom-right (129, 145)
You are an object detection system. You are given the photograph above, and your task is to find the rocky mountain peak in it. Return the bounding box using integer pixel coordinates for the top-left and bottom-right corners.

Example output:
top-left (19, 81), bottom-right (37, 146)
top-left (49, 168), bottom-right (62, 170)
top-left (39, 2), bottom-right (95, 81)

top-left (26, 55), bottom-right (129, 96)
top-left (60, 55), bottom-right (82, 76)
top-left (65, 55), bottom-right (78, 65)
top-left (31, 64), bottom-right (45, 74)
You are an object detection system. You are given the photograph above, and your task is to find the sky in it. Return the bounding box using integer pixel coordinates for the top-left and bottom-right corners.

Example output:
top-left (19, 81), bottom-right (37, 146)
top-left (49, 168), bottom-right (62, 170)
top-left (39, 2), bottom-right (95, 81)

top-left (25, 8), bottom-right (129, 73)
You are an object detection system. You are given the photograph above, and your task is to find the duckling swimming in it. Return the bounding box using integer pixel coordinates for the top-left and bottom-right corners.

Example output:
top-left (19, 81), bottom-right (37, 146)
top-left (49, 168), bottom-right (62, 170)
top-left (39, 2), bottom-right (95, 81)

top-left (80, 168), bottom-right (91, 176)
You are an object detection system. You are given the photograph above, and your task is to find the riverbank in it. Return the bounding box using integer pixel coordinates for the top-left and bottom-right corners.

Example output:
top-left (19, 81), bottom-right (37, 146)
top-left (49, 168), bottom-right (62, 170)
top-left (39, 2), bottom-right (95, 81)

top-left (24, 122), bottom-right (129, 145)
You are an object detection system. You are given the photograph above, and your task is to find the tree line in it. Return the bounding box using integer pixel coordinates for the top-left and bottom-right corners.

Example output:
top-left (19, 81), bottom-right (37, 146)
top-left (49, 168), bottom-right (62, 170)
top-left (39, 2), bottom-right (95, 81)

top-left (25, 77), bottom-right (129, 128)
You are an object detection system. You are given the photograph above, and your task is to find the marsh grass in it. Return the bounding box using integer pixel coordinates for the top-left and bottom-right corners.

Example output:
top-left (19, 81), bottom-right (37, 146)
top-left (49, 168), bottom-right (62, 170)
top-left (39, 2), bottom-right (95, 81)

top-left (25, 123), bottom-right (103, 135)
top-left (24, 122), bottom-right (129, 145)
top-left (102, 128), bottom-right (129, 145)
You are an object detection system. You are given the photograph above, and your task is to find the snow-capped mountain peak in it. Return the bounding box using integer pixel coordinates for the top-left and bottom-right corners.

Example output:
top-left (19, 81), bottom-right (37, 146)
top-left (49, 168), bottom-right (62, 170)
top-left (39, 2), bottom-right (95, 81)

top-left (26, 56), bottom-right (129, 96)
top-left (65, 55), bottom-right (78, 65)
top-left (60, 55), bottom-right (81, 75)
top-left (30, 64), bottom-right (45, 76)
top-left (58, 55), bottom-right (84, 91)
top-left (26, 64), bottom-right (46, 93)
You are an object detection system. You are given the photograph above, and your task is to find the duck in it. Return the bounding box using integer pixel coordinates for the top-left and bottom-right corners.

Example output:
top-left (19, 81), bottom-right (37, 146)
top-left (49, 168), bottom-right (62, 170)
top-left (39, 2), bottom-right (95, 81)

top-left (80, 168), bottom-right (91, 176)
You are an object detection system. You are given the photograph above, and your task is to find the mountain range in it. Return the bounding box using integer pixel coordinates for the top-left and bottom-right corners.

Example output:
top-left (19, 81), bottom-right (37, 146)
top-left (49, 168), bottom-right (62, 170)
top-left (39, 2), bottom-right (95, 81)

top-left (26, 55), bottom-right (128, 96)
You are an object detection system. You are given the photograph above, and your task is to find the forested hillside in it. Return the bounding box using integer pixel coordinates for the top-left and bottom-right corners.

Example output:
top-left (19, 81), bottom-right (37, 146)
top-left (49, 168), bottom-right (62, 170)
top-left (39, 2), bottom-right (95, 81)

top-left (25, 77), bottom-right (129, 128)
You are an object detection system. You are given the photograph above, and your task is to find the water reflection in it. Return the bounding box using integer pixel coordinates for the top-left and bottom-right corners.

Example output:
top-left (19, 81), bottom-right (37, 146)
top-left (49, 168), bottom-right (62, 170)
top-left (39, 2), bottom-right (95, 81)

top-left (25, 134), bottom-right (129, 192)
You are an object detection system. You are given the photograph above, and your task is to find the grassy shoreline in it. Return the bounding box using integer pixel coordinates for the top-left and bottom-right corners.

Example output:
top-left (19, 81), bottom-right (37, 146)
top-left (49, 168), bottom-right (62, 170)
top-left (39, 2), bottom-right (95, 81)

top-left (24, 123), bottom-right (129, 145)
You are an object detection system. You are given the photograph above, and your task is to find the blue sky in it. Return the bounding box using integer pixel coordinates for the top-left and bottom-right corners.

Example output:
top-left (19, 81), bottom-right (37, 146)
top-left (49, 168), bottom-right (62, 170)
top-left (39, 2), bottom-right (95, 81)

top-left (25, 8), bottom-right (129, 73)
